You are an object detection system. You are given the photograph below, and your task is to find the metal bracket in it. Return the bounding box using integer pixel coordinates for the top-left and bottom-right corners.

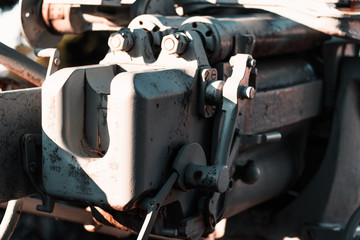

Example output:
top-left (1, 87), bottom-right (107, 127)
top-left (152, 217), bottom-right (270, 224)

top-left (35, 48), bottom-right (60, 79)
top-left (212, 54), bottom-right (256, 168)
top-left (22, 134), bottom-right (55, 213)
top-left (199, 68), bottom-right (219, 118)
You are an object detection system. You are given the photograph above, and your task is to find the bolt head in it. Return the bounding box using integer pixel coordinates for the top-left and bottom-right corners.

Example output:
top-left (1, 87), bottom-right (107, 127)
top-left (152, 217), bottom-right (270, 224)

top-left (239, 86), bottom-right (256, 100)
top-left (247, 58), bottom-right (256, 68)
top-left (108, 30), bottom-right (134, 52)
top-left (164, 38), bottom-right (176, 51)
top-left (162, 33), bottom-right (188, 55)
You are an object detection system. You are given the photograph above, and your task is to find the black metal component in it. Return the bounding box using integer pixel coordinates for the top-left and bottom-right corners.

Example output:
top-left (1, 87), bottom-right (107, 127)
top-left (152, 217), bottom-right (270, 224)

top-left (238, 132), bottom-right (281, 145)
top-left (233, 160), bottom-right (261, 185)
top-left (302, 225), bottom-right (343, 240)
top-left (22, 134), bottom-right (54, 213)
top-left (224, 57), bottom-right (360, 239)
top-left (343, 206), bottom-right (360, 240)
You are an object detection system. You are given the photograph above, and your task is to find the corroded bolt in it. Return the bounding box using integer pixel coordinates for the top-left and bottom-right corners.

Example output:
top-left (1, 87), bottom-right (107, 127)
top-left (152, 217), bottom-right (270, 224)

top-left (162, 33), bottom-right (188, 55)
top-left (238, 85), bottom-right (255, 100)
top-left (108, 29), bottom-right (134, 52)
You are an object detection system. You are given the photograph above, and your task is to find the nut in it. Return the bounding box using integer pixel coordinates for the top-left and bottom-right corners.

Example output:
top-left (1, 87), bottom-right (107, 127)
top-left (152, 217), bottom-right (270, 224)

top-left (108, 29), bottom-right (134, 52)
top-left (162, 33), bottom-right (188, 55)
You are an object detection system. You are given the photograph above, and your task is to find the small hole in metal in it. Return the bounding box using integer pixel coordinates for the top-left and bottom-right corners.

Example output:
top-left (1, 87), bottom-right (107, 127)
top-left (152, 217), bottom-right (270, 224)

top-left (193, 171), bottom-right (202, 181)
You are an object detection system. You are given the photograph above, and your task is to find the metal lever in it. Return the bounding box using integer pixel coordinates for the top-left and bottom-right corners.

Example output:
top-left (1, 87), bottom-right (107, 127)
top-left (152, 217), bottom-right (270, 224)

top-left (137, 172), bottom-right (179, 240)
top-left (35, 48), bottom-right (60, 79)
top-left (212, 54), bottom-right (255, 168)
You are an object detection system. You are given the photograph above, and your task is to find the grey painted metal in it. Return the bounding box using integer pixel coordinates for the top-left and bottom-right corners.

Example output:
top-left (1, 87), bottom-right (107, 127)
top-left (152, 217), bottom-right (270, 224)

top-left (41, 32), bottom-right (211, 210)
top-left (0, 42), bottom-right (46, 86)
top-left (0, 88), bottom-right (40, 203)
top-left (37, 13), bottom-right (325, 238)
top-left (0, 199), bottom-right (23, 240)
top-left (41, 45), bottom-right (322, 239)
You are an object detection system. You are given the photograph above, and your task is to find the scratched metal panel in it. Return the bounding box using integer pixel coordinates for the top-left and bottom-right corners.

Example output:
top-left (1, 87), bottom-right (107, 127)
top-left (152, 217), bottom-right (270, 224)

top-left (238, 80), bottom-right (323, 135)
top-left (0, 88), bottom-right (40, 203)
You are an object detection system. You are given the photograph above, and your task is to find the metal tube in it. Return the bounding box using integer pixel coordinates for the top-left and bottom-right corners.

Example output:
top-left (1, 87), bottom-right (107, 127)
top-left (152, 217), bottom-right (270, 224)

top-left (223, 144), bottom-right (296, 219)
top-left (0, 199), bottom-right (23, 240)
top-left (180, 14), bottom-right (325, 63)
top-left (0, 42), bottom-right (46, 86)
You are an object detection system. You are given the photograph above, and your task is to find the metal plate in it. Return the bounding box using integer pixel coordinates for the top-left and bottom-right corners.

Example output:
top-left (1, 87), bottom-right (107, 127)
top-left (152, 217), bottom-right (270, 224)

top-left (0, 88), bottom-right (41, 203)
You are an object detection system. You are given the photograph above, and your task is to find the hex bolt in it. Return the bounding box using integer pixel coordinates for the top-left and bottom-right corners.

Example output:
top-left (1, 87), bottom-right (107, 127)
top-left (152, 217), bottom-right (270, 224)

top-left (238, 85), bottom-right (255, 100)
top-left (247, 58), bottom-right (256, 68)
top-left (108, 29), bottom-right (134, 52)
top-left (164, 38), bottom-right (175, 51)
top-left (162, 33), bottom-right (189, 55)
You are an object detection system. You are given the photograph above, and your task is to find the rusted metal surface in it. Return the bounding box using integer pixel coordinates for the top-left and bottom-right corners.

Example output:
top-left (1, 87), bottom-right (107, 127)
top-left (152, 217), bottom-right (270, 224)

top-left (176, 0), bottom-right (360, 41)
top-left (238, 80), bottom-right (323, 135)
top-left (0, 88), bottom-right (40, 203)
top-left (0, 198), bottom-right (131, 238)
top-left (20, 0), bottom-right (63, 48)
top-left (179, 14), bottom-right (325, 63)
top-left (0, 42), bottom-right (46, 87)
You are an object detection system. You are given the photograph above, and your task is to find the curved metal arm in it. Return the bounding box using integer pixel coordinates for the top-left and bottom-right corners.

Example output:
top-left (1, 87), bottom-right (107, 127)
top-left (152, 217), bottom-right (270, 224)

top-left (0, 199), bottom-right (24, 240)
top-left (343, 206), bottom-right (360, 240)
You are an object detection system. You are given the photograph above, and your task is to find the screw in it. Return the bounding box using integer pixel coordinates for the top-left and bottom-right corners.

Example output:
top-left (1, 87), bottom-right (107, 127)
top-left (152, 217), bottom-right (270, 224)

top-left (238, 86), bottom-right (255, 100)
top-left (108, 29), bottom-right (134, 52)
top-left (247, 58), bottom-right (256, 68)
top-left (150, 200), bottom-right (155, 206)
top-left (162, 33), bottom-right (188, 55)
